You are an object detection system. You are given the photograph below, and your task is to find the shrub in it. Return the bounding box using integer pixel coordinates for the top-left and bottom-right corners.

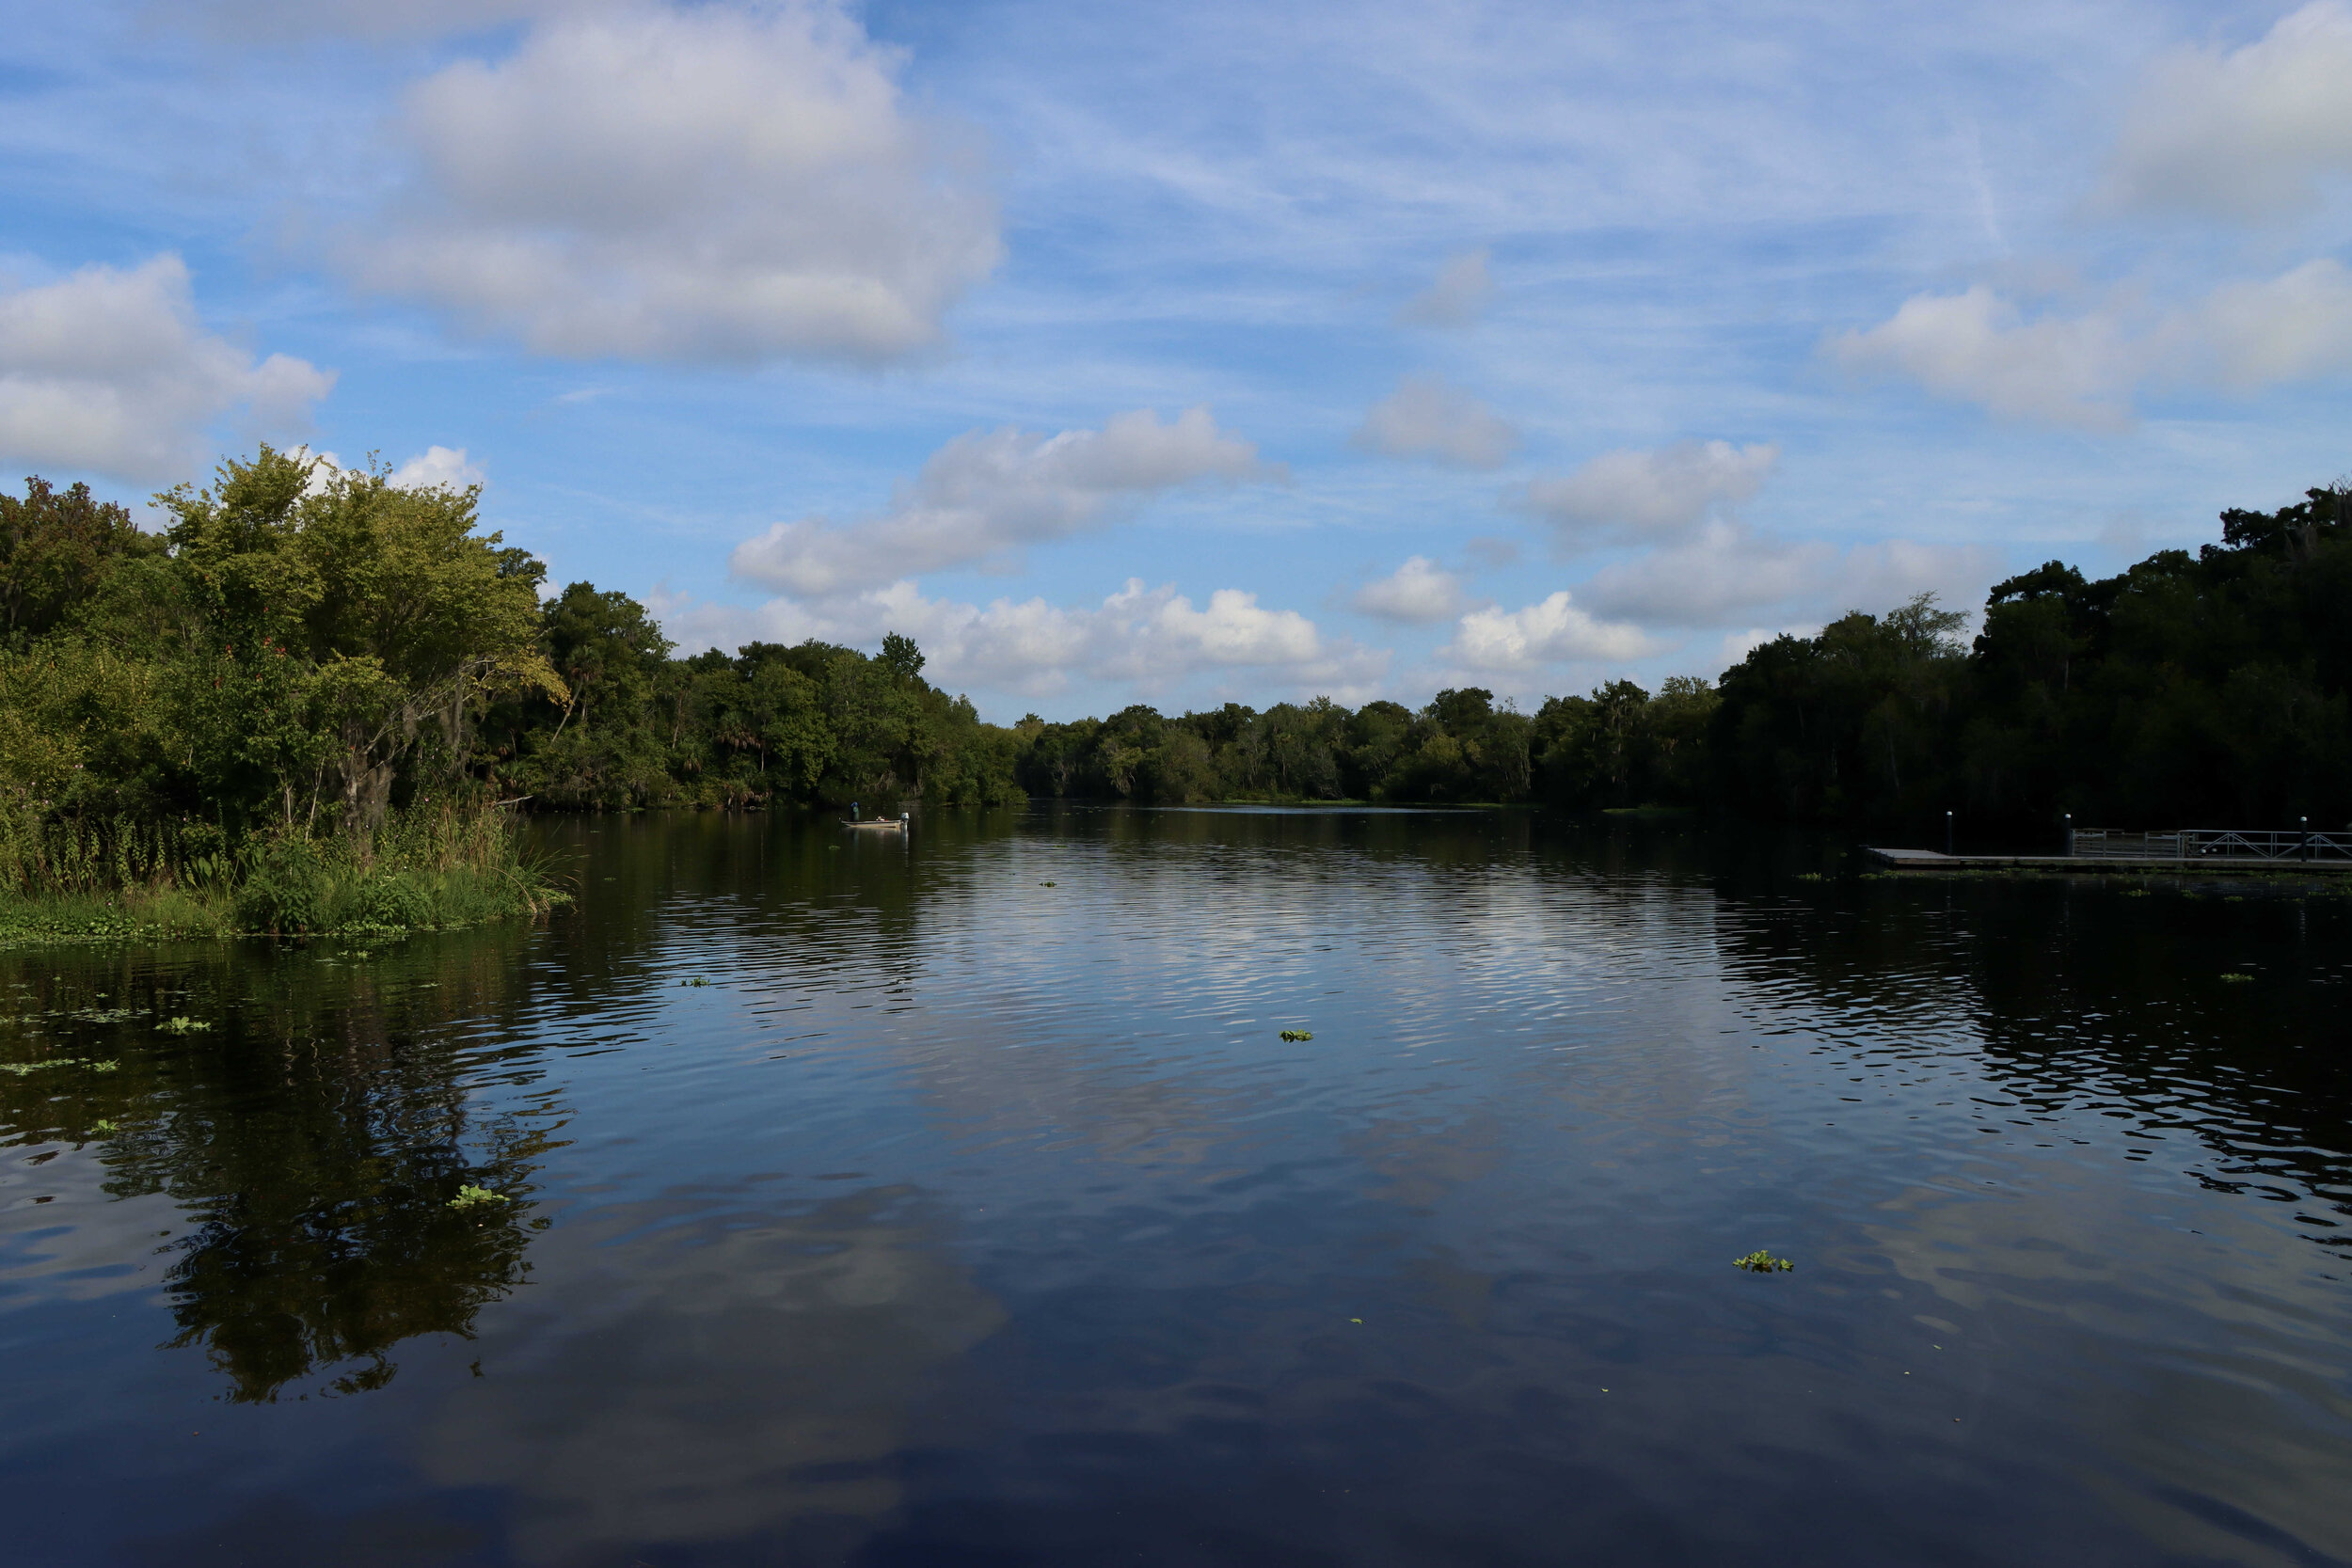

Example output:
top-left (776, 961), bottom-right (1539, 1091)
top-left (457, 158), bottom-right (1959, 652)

top-left (343, 870), bottom-right (435, 931)
top-left (234, 839), bottom-right (328, 934)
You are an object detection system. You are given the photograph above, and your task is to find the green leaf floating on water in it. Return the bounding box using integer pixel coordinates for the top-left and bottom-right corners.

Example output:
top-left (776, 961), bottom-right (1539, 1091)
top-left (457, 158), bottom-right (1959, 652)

top-left (447, 1184), bottom-right (509, 1211)
top-left (158, 1016), bottom-right (211, 1034)
top-left (1734, 1250), bottom-right (1794, 1273)
top-left (2218, 973), bottom-right (2254, 983)
top-left (1279, 1029), bottom-right (1313, 1042)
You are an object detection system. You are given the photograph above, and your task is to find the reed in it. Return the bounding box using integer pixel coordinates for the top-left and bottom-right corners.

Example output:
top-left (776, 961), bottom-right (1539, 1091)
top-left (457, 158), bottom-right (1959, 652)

top-left (0, 801), bottom-right (567, 943)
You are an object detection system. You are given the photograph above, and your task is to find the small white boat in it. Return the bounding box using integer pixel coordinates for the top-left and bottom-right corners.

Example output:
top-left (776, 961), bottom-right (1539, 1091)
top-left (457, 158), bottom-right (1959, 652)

top-left (842, 811), bottom-right (910, 831)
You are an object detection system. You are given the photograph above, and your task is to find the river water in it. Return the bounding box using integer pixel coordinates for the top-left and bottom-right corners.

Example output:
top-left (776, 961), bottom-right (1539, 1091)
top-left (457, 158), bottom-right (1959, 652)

top-left (2, 809), bottom-right (2348, 1566)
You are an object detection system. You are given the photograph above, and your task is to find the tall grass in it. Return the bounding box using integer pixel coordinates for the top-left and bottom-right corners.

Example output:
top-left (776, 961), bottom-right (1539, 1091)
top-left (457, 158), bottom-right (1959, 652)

top-left (0, 802), bottom-right (567, 943)
top-left (0, 811), bottom-right (229, 897)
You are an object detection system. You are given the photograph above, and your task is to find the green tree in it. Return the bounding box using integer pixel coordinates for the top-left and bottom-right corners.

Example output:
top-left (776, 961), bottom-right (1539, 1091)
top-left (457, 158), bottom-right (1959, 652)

top-left (160, 449), bottom-right (564, 836)
top-left (0, 478), bottom-right (165, 651)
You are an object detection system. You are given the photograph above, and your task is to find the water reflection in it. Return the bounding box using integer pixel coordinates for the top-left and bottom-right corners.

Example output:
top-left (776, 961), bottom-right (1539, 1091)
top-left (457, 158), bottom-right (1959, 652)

top-left (1, 811), bottom-right (2348, 1567)
top-left (0, 931), bottom-right (557, 1402)
top-left (418, 1183), bottom-right (1003, 1562)
top-left (1710, 872), bottom-right (2352, 1562)
top-left (1710, 874), bottom-right (2352, 1242)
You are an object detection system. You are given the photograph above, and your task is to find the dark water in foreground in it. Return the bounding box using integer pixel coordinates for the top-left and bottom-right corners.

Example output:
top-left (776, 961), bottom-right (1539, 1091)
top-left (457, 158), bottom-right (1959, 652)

top-left (3, 810), bottom-right (2349, 1567)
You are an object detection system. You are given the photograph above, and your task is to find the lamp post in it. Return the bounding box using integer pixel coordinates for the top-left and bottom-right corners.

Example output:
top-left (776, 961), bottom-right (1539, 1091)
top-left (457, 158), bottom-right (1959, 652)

top-left (2063, 812), bottom-right (2073, 858)
top-left (2302, 816), bottom-right (2311, 862)
top-left (1945, 810), bottom-right (1954, 856)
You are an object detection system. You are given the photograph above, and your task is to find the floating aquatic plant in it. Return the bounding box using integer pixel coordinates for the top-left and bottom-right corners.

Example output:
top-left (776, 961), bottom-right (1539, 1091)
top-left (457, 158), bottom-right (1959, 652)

top-left (90, 1119), bottom-right (117, 1133)
top-left (0, 1056), bottom-right (118, 1076)
top-left (1279, 1029), bottom-right (1313, 1042)
top-left (447, 1184), bottom-right (508, 1211)
top-left (678, 976), bottom-right (711, 988)
top-left (1040, 880), bottom-right (1057, 887)
top-left (158, 1017), bottom-right (210, 1034)
top-left (1733, 1250), bottom-right (1794, 1273)
top-left (1796, 872), bottom-right (1825, 882)
top-left (2218, 972), bottom-right (2254, 983)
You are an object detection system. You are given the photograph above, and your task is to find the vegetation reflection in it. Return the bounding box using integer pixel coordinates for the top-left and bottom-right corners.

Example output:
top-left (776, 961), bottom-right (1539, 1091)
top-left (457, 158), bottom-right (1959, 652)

top-left (0, 930), bottom-right (559, 1402)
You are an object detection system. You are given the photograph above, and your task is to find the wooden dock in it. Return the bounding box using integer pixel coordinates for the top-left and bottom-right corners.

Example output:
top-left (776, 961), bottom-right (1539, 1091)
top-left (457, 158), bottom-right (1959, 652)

top-left (1863, 847), bottom-right (2352, 875)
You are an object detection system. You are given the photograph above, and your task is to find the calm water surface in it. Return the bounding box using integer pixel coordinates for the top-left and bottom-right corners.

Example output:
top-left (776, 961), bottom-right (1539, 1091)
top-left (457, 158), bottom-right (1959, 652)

top-left (3, 810), bottom-right (2349, 1566)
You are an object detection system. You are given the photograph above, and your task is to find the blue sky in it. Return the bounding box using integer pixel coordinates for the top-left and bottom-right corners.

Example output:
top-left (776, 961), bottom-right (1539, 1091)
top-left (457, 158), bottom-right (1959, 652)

top-left (5, 0), bottom-right (2351, 721)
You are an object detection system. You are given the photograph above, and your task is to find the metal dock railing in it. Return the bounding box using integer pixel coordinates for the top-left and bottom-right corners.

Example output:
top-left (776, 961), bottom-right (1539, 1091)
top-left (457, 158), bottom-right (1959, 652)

top-left (2070, 828), bottom-right (2352, 863)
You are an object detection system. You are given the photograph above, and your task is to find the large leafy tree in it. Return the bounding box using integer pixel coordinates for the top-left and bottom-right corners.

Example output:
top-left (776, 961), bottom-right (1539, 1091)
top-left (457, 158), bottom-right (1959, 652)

top-left (0, 478), bottom-right (165, 651)
top-left (160, 448), bottom-right (564, 836)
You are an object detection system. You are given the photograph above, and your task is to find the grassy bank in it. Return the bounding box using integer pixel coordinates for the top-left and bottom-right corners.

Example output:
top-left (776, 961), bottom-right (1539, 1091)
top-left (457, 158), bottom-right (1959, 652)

top-left (0, 808), bottom-right (569, 947)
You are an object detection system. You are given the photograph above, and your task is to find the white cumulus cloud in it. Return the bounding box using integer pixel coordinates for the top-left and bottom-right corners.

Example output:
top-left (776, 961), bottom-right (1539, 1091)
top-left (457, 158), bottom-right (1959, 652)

top-left (297, 444), bottom-right (486, 494)
top-left (343, 0), bottom-right (1000, 363)
top-left (1522, 439), bottom-right (1778, 548)
top-left (1350, 556), bottom-right (1470, 624)
top-left (1397, 248), bottom-right (1494, 328)
top-left (656, 576), bottom-right (1386, 703)
top-left (1833, 261), bottom-right (2352, 426)
top-left (1827, 285), bottom-right (2132, 429)
top-left (167, 0), bottom-right (551, 40)
top-left (1583, 524), bottom-right (1836, 626)
top-left (1350, 373), bottom-right (1518, 468)
top-left (389, 445), bottom-right (486, 490)
top-left (2100, 2), bottom-right (2352, 221)
top-left (2178, 258), bottom-right (2352, 388)
top-left (1581, 521), bottom-right (1999, 631)
top-left (0, 255), bottom-right (334, 485)
top-left (730, 407), bottom-right (1272, 596)
top-left (1439, 591), bottom-right (1659, 672)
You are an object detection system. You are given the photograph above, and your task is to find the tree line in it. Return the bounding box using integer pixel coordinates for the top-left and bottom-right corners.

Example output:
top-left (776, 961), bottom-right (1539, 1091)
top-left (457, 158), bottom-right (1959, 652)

top-left (5, 446), bottom-right (2346, 883)
top-left (1712, 483), bottom-right (2352, 834)
top-left (511, 478), bottom-right (2352, 836)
